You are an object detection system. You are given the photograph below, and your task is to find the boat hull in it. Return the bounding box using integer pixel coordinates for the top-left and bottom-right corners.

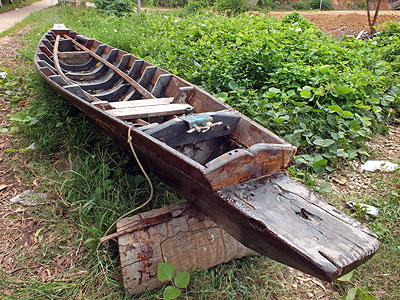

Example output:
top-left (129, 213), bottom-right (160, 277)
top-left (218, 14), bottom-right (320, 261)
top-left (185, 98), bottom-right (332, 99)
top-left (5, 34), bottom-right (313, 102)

top-left (33, 26), bottom-right (380, 282)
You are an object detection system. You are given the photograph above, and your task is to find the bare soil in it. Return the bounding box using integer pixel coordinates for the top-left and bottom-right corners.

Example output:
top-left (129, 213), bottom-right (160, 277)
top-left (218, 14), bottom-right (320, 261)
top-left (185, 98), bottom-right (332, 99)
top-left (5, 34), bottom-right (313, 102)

top-left (269, 10), bottom-right (400, 37)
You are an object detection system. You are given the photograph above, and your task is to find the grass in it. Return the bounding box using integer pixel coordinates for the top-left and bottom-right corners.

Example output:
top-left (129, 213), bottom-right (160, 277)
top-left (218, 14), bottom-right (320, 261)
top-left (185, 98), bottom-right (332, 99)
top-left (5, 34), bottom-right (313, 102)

top-left (0, 5), bottom-right (399, 300)
top-left (0, 0), bottom-right (42, 13)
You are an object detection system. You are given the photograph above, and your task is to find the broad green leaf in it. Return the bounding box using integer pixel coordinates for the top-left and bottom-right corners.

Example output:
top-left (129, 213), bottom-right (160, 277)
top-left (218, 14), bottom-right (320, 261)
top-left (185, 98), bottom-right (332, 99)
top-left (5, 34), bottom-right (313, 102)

top-left (328, 105), bottom-right (343, 114)
top-left (10, 112), bottom-right (31, 123)
top-left (320, 65), bottom-right (331, 74)
top-left (157, 263), bottom-right (175, 281)
top-left (163, 286), bottom-right (181, 300)
top-left (287, 90), bottom-right (296, 97)
top-left (345, 288), bottom-right (357, 300)
top-left (300, 89), bottom-right (311, 98)
top-left (291, 101), bottom-right (306, 107)
top-left (174, 271), bottom-right (190, 289)
top-left (336, 149), bottom-right (349, 158)
top-left (312, 158), bottom-right (328, 173)
top-left (342, 111), bottom-right (354, 117)
top-left (313, 138), bottom-right (335, 147)
top-left (228, 80), bottom-right (239, 91)
top-left (335, 85), bottom-right (353, 96)
top-left (254, 115), bottom-right (265, 123)
top-left (349, 120), bottom-right (360, 130)
top-left (0, 128), bottom-right (8, 133)
top-left (357, 149), bottom-right (370, 157)
top-left (337, 270), bottom-right (354, 282)
top-left (357, 288), bottom-right (376, 300)
top-left (268, 87), bottom-right (280, 94)
top-left (215, 92), bottom-right (228, 99)
top-left (56, 121), bottom-right (64, 128)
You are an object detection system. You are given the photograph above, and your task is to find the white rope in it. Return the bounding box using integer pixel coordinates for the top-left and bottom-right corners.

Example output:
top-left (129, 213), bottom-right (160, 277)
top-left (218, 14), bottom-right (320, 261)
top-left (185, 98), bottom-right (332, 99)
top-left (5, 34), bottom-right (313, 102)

top-left (98, 124), bottom-right (153, 246)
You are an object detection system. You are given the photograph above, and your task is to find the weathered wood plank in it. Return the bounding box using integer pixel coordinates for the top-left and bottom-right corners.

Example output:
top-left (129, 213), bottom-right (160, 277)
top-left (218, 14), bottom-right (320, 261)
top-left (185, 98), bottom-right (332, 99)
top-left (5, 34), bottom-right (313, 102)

top-left (117, 202), bottom-right (253, 295)
top-left (205, 143), bottom-right (296, 190)
top-left (216, 172), bottom-right (380, 281)
top-left (92, 98), bottom-right (174, 110)
top-left (151, 74), bottom-right (173, 98)
top-left (107, 103), bottom-right (194, 120)
top-left (129, 66), bottom-right (157, 99)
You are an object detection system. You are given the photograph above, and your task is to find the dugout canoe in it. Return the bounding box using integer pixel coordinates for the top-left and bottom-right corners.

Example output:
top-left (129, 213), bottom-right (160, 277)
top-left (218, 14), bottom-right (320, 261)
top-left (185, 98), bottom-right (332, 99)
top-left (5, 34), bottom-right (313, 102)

top-left (34, 24), bottom-right (380, 282)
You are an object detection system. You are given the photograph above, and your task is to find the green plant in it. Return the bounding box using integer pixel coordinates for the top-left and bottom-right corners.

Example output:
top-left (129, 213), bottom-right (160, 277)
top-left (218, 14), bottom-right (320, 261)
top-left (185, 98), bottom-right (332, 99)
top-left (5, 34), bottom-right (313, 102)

top-left (148, 0), bottom-right (187, 7)
top-left (291, 0), bottom-right (332, 10)
top-left (214, 0), bottom-right (248, 14)
top-left (186, 0), bottom-right (214, 11)
top-left (94, 0), bottom-right (134, 16)
top-left (157, 263), bottom-right (191, 300)
top-left (336, 271), bottom-right (377, 300)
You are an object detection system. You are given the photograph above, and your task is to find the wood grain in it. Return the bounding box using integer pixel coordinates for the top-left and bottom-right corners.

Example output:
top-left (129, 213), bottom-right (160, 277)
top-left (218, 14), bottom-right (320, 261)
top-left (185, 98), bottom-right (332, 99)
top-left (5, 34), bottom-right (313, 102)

top-left (117, 202), bottom-right (253, 295)
top-left (205, 143), bottom-right (296, 190)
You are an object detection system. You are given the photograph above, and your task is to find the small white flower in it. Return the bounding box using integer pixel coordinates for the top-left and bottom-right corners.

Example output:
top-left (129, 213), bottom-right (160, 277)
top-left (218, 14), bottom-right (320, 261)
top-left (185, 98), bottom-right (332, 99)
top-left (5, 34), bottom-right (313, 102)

top-left (114, 29), bottom-right (118, 32)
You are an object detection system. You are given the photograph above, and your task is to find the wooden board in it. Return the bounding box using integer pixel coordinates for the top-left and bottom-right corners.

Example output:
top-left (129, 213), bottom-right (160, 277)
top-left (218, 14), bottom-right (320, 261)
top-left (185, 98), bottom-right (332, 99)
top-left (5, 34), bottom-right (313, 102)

top-left (146, 111), bottom-right (241, 147)
top-left (205, 143), bottom-right (296, 190)
top-left (107, 103), bottom-right (194, 120)
top-left (215, 172), bottom-right (380, 281)
top-left (117, 202), bottom-right (253, 295)
top-left (92, 98), bottom-right (174, 110)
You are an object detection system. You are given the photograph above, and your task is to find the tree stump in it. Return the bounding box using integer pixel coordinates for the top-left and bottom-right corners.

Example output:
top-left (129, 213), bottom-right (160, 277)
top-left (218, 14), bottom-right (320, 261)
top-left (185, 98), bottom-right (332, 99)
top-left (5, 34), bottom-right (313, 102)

top-left (117, 202), bottom-right (253, 295)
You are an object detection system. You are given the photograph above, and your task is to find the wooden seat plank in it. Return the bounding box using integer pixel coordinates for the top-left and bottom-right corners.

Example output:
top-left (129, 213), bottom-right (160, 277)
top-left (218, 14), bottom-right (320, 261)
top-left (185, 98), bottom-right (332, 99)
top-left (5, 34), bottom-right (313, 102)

top-left (92, 98), bottom-right (174, 110)
top-left (107, 103), bottom-right (193, 120)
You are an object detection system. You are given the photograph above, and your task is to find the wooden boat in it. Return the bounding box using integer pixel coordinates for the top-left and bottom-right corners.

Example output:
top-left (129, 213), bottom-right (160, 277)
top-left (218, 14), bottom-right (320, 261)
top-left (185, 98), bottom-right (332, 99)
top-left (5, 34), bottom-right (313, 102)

top-left (34, 24), bottom-right (379, 282)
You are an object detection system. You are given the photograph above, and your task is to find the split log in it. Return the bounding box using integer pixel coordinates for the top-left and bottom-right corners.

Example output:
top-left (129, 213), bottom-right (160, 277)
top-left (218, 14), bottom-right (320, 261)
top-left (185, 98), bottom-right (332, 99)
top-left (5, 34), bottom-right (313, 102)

top-left (117, 202), bottom-right (253, 295)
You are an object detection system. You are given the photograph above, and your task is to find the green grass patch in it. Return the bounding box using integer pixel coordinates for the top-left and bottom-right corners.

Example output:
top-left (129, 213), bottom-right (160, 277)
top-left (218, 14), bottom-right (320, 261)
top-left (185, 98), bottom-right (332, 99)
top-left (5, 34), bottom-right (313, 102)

top-left (1, 6), bottom-right (399, 300)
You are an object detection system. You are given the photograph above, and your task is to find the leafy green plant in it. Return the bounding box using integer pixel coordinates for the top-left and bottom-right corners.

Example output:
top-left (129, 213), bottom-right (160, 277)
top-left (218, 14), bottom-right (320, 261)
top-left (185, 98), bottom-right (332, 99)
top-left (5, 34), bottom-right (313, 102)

top-left (214, 0), bottom-right (248, 14)
top-left (94, 0), bottom-right (134, 16)
top-left (336, 271), bottom-right (377, 300)
top-left (157, 262), bottom-right (190, 300)
top-left (291, 0), bottom-right (332, 10)
top-left (187, 0), bottom-right (213, 11)
top-left (148, 0), bottom-right (188, 7)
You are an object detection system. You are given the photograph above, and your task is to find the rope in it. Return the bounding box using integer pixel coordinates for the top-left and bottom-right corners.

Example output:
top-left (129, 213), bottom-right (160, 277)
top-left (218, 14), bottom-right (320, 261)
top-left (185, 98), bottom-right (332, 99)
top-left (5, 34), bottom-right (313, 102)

top-left (98, 124), bottom-right (154, 247)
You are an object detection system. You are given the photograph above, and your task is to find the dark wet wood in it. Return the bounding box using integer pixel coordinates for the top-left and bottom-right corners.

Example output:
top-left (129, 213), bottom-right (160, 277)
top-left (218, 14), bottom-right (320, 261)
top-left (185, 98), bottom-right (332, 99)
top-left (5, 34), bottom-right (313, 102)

top-left (117, 202), bottom-right (253, 295)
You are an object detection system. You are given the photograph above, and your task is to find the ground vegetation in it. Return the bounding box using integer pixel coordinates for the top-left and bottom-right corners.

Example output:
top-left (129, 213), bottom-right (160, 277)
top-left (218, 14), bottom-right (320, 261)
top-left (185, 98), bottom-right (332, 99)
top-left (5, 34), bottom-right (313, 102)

top-left (0, 6), bottom-right (399, 300)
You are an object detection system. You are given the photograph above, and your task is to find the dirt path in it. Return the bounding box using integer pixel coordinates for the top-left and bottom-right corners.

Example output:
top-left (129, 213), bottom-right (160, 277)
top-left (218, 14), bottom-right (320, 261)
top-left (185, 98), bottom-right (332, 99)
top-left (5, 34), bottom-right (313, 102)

top-left (268, 10), bottom-right (400, 37)
top-left (0, 0), bottom-right (57, 33)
